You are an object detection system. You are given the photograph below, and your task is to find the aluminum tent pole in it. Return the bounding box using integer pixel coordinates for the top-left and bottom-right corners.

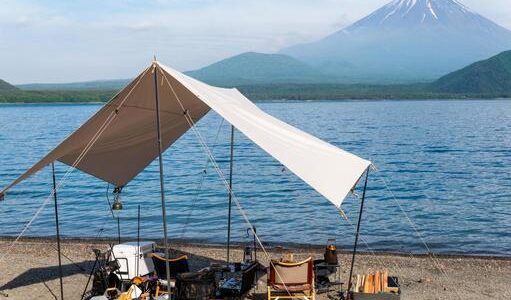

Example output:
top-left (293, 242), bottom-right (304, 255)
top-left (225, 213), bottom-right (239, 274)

top-left (347, 168), bottom-right (370, 298)
top-left (52, 162), bottom-right (64, 300)
top-left (117, 217), bottom-right (121, 244)
top-left (227, 125), bottom-right (234, 264)
top-left (153, 63), bottom-right (171, 288)
top-left (137, 204), bottom-right (140, 276)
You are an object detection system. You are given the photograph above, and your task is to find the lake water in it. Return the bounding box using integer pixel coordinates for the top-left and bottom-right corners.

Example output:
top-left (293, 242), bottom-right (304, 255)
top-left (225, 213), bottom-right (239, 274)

top-left (0, 100), bottom-right (510, 256)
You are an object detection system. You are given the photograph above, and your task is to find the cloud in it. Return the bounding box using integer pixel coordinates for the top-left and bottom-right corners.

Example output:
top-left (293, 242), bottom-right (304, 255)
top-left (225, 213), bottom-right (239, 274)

top-left (0, 0), bottom-right (509, 83)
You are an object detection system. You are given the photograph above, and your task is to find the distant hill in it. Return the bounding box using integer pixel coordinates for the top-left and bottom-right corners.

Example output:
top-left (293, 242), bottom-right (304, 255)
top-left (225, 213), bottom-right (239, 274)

top-left (0, 79), bottom-right (18, 92)
top-left (280, 0), bottom-right (511, 83)
top-left (4, 50), bottom-right (511, 103)
top-left (16, 53), bottom-right (331, 90)
top-left (17, 79), bottom-right (130, 91)
top-left (432, 50), bottom-right (511, 95)
top-left (185, 52), bottom-right (331, 86)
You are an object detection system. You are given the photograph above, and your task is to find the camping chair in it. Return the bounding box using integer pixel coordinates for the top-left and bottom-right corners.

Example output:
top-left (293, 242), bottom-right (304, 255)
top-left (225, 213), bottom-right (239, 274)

top-left (150, 253), bottom-right (189, 296)
top-left (267, 257), bottom-right (315, 300)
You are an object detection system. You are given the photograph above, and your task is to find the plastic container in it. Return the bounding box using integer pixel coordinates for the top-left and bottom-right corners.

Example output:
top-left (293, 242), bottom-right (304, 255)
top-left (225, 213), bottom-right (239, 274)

top-left (111, 241), bottom-right (156, 280)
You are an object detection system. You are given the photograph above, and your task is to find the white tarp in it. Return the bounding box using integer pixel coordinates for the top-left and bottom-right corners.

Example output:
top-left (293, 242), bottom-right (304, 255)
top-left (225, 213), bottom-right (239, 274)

top-left (0, 62), bottom-right (371, 207)
top-left (159, 64), bottom-right (371, 206)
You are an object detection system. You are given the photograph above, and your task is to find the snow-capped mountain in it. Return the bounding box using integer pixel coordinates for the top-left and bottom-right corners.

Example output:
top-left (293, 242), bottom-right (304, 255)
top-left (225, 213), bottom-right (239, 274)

top-left (349, 0), bottom-right (485, 29)
top-left (281, 0), bottom-right (511, 82)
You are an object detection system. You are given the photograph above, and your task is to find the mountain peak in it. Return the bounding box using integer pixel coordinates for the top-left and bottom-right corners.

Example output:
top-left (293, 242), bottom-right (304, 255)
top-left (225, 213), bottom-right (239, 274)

top-left (347, 0), bottom-right (480, 30)
top-left (390, 0), bottom-right (469, 12)
top-left (280, 0), bottom-right (511, 83)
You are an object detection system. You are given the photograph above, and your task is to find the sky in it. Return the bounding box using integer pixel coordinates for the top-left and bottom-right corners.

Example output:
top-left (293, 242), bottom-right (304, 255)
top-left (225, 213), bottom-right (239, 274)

top-left (1, 0), bottom-right (510, 84)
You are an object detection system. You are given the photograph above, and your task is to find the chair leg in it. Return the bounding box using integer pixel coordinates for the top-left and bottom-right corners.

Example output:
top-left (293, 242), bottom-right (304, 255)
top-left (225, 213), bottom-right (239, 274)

top-left (303, 289), bottom-right (315, 300)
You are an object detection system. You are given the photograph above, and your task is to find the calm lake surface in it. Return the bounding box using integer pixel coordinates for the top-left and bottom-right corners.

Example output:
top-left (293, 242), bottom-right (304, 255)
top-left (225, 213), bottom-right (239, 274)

top-left (0, 100), bottom-right (510, 256)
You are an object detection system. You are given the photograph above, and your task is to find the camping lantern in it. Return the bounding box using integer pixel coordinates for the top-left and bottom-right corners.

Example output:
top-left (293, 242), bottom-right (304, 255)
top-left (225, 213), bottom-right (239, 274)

top-left (324, 238), bottom-right (338, 265)
top-left (112, 186), bottom-right (123, 210)
top-left (243, 246), bottom-right (252, 263)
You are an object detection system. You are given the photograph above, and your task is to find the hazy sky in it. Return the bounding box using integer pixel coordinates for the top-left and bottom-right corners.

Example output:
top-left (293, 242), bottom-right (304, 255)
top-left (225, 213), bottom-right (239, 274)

top-left (1, 0), bottom-right (510, 84)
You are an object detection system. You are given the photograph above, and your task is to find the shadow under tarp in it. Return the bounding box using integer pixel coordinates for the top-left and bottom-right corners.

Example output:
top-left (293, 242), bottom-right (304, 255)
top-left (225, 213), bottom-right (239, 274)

top-left (0, 260), bottom-right (93, 291)
top-left (0, 247), bottom-right (226, 289)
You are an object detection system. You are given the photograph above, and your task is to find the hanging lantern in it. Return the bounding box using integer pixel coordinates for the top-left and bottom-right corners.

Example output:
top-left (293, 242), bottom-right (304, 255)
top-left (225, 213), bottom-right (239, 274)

top-left (112, 186), bottom-right (123, 210)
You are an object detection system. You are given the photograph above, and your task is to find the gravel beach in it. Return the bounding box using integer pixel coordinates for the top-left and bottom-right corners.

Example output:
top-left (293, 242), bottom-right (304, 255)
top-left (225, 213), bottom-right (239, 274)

top-left (0, 238), bottom-right (509, 300)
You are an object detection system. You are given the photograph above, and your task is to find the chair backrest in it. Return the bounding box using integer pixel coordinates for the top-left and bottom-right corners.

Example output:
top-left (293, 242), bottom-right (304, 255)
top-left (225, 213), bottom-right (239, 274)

top-left (269, 257), bottom-right (313, 286)
top-left (151, 254), bottom-right (189, 279)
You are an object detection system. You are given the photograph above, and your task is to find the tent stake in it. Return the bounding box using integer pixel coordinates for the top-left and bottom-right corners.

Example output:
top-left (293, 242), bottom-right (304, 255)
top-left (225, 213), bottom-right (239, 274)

top-left (52, 162), bottom-right (64, 300)
top-left (153, 63), bottom-right (172, 289)
top-left (347, 168), bottom-right (369, 298)
top-left (227, 125), bottom-right (234, 264)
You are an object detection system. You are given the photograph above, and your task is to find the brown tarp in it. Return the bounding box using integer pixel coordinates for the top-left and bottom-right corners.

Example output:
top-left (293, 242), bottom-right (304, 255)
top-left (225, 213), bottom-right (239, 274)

top-left (1, 63), bottom-right (210, 193)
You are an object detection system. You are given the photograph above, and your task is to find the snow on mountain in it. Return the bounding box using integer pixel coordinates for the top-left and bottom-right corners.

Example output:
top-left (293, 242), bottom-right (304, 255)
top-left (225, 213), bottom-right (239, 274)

top-left (281, 0), bottom-right (511, 83)
top-left (347, 0), bottom-right (499, 30)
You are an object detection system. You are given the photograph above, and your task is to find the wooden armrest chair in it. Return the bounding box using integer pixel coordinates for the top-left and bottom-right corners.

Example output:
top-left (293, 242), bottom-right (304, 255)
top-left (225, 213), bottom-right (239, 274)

top-left (150, 253), bottom-right (189, 296)
top-left (267, 257), bottom-right (315, 300)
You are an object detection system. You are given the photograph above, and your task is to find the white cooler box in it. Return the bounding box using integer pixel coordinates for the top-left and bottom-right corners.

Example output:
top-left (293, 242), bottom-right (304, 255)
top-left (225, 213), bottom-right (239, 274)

top-left (111, 241), bottom-right (156, 281)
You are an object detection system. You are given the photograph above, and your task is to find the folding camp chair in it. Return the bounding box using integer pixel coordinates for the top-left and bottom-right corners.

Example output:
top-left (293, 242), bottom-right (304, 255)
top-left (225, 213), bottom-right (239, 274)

top-left (150, 253), bottom-right (189, 296)
top-left (267, 257), bottom-right (315, 300)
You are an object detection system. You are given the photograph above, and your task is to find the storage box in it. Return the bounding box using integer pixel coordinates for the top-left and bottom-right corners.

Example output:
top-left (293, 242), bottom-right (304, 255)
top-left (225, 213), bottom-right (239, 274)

top-left (111, 241), bottom-right (156, 281)
top-left (219, 261), bottom-right (261, 296)
top-left (176, 271), bottom-right (216, 300)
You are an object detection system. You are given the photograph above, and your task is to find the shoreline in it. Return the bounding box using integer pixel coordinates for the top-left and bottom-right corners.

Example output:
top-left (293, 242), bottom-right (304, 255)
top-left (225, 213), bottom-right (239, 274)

top-left (1, 98), bottom-right (511, 105)
top-left (1, 236), bottom-right (509, 261)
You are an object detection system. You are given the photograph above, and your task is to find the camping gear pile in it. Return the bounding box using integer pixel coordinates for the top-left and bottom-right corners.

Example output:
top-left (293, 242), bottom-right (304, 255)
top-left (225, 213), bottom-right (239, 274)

top-left (85, 242), bottom-right (163, 300)
top-left (84, 239), bottom-right (264, 300)
top-left (352, 271), bottom-right (400, 299)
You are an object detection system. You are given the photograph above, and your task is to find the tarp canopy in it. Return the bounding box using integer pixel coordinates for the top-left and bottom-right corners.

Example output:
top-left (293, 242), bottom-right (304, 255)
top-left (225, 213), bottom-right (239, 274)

top-left (0, 62), bottom-right (371, 207)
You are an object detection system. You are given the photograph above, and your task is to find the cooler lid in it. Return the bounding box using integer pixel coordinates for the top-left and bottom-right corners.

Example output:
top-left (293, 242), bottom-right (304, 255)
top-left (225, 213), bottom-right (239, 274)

top-left (113, 241), bottom-right (156, 253)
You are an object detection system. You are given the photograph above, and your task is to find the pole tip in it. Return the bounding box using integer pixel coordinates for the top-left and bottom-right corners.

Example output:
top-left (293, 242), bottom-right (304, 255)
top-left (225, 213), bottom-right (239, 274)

top-left (0, 192), bottom-right (4, 201)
